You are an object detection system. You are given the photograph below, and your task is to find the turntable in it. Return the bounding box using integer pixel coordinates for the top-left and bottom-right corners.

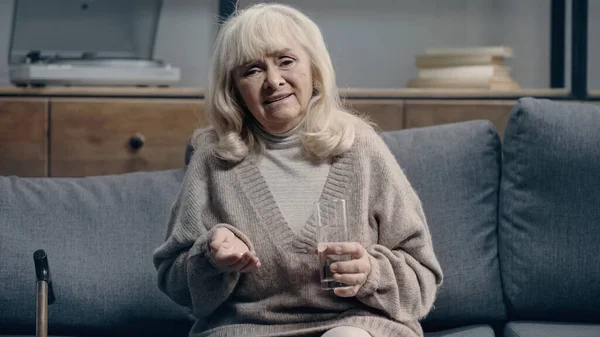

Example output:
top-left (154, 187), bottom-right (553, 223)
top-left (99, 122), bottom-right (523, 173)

top-left (8, 0), bottom-right (181, 87)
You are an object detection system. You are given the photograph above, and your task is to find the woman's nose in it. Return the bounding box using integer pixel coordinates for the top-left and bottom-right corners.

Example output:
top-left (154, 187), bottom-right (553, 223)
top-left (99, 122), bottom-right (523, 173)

top-left (263, 68), bottom-right (285, 90)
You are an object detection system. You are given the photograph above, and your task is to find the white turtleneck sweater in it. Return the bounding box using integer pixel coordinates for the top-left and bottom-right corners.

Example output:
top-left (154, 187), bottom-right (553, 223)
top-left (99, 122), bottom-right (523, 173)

top-left (254, 125), bottom-right (332, 234)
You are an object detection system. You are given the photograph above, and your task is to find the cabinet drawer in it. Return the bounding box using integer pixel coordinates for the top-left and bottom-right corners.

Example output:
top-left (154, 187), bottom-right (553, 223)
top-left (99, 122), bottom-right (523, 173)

top-left (50, 98), bottom-right (207, 177)
top-left (404, 100), bottom-right (516, 137)
top-left (0, 98), bottom-right (48, 177)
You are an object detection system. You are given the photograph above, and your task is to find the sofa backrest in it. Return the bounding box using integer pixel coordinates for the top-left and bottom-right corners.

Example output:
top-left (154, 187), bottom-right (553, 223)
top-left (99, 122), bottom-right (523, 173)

top-left (499, 97), bottom-right (600, 323)
top-left (0, 169), bottom-right (193, 336)
top-left (381, 120), bottom-right (506, 330)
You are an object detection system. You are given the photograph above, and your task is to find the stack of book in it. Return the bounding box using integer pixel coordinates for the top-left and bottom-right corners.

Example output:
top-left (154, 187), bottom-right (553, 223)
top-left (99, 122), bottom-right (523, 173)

top-left (407, 46), bottom-right (519, 90)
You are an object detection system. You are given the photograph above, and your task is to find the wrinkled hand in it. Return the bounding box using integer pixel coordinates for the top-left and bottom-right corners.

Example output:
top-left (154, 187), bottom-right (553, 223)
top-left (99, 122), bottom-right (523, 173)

top-left (317, 242), bottom-right (371, 297)
top-left (210, 228), bottom-right (261, 272)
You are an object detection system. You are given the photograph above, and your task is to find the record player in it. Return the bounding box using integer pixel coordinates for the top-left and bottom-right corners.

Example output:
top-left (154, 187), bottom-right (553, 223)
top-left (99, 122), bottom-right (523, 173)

top-left (8, 0), bottom-right (180, 87)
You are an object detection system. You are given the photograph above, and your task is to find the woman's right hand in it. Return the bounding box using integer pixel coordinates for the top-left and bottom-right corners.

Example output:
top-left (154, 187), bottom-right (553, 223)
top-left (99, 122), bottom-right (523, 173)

top-left (210, 227), bottom-right (261, 272)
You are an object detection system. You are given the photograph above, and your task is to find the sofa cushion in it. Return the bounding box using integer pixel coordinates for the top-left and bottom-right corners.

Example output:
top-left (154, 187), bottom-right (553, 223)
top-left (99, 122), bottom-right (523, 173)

top-left (0, 169), bottom-right (193, 336)
top-left (425, 325), bottom-right (495, 337)
top-left (504, 322), bottom-right (600, 337)
top-left (499, 97), bottom-right (600, 322)
top-left (381, 120), bottom-right (506, 329)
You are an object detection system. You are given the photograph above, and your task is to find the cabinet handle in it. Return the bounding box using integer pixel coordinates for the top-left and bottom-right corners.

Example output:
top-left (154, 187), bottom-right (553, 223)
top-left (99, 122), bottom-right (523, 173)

top-left (128, 133), bottom-right (145, 151)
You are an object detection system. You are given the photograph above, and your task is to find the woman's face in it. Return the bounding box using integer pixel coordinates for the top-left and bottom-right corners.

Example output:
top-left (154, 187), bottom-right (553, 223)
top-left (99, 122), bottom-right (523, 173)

top-left (234, 45), bottom-right (313, 134)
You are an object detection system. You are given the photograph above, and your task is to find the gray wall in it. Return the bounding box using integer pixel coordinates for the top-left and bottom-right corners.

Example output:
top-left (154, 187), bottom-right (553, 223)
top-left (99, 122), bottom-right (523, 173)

top-left (153, 0), bottom-right (217, 88)
top-left (237, 0), bottom-right (551, 89)
top-left (0, 1), bottom-right (12, 85)
top-left (0, 0), bottom-right (598, 89)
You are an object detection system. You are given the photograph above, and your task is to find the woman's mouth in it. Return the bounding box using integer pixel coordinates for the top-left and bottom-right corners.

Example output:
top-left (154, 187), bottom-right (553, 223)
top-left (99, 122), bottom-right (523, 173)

top-left (264, 94), bottom-right (293, 105)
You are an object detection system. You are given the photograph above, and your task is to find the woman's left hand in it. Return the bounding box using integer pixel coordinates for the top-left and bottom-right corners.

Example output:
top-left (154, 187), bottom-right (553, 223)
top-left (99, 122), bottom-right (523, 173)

top-left (316, 242), bottom-right (371, 297)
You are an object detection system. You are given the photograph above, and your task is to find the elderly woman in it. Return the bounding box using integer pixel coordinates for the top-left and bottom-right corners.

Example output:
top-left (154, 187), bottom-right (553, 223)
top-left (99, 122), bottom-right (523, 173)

top-left (153, 3), bottom-right (442, 337)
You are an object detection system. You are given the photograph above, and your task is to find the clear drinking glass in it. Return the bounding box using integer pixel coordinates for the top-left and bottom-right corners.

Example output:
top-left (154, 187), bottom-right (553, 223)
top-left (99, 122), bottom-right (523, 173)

top-left (316, 199), bottom-right (351, 290)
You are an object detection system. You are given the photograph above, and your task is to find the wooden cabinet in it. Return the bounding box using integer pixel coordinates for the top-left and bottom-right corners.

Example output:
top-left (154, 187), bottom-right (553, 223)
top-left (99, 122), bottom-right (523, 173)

top-left (50, 99), bottom-right (206, 177)
top-left (1, 88), bottom-right (554, 177)
top-left (345, 100), bottom-right (404, 131)
top-left (344, 99), bottom-right (515, 135)
top-left (0, 98), bottom-right (48, 177)
top-left (404, 100), bottom-right (516, 137)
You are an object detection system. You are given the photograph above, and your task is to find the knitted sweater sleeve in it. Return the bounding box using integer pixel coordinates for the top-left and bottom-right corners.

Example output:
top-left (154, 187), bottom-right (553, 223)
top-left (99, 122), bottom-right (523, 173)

top-left (355, 133), bottom-right (443, 322)
top-left (152, 150), bottom-right (254, 320)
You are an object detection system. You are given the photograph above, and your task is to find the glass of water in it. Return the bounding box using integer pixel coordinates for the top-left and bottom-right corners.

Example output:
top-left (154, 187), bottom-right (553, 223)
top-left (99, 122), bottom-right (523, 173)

top-left (316, 199), bottom-right (351, 290)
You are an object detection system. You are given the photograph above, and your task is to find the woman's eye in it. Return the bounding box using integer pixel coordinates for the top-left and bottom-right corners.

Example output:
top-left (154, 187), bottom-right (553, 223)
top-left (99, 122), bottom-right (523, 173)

top-left (280, 58), bottom-right (294, 67)
top-left (245, 68), bottom-right (260, 77)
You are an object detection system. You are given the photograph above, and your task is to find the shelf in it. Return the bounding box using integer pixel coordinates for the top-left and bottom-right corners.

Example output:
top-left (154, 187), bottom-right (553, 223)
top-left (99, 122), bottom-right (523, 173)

top-left (0, 86), bottom-right (204, 98)
top-left (339, 88), bottom-right (571, 99)
top-left (0, 86), bottom-right (572, 100)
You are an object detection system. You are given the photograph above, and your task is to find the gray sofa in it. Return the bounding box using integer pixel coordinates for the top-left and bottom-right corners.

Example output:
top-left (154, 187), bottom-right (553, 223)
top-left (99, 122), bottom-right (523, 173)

top-left (1, 97), bottom-right (599, 337)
